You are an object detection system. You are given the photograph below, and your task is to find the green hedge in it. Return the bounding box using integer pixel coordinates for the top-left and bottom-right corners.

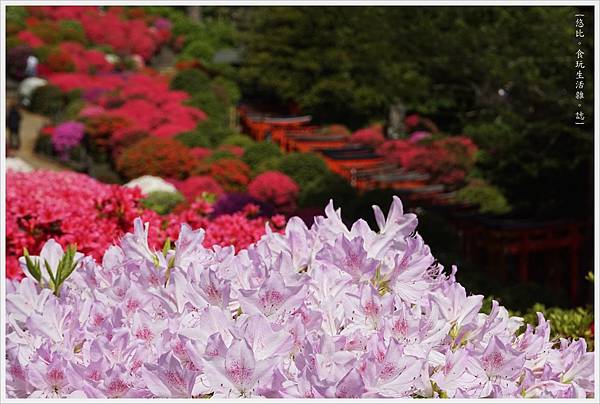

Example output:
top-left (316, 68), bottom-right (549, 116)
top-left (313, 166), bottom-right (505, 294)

top-left (140, 191), bottom-right (186, 215)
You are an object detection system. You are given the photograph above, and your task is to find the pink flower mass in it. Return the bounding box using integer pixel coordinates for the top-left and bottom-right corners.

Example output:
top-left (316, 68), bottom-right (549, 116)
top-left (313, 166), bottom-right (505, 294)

top-left (5, 194), bottom-right (595, 398)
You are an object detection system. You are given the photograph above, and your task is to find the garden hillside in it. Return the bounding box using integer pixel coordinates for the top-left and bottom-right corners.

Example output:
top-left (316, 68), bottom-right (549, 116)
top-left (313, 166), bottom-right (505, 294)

top-left (4, 6), bottom-right (595, 399)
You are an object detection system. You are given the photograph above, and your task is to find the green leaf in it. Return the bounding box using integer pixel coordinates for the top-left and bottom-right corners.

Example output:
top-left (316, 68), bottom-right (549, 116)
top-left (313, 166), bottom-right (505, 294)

top-left (44, 259), bottom-right (57, 291)
top-left (162, 238), bottom-right (172, 258)
top-left (23, 248), bottom-right (42, 282)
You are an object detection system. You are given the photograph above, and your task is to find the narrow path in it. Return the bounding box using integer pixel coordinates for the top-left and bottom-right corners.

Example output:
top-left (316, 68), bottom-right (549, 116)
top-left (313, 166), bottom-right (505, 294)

top-left (8, 109), bottom-right (68, 171)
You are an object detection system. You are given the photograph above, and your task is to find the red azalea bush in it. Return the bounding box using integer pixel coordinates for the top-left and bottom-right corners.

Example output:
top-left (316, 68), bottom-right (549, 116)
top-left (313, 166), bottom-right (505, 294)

top-left (217, 144), bottom-right (245, 158)
top-left (172, 175), bottom-right (225, 202)
top-left (6, 170), bottom-right (287, 279)
top-left (189, 147), bottom-right (213, 160)
top-left (57, 42), bottom-right (113, 74)
top-left (5, 170), bottom-right (144, 279)
top-left (84, 114), bottom-right (132, 155)
top-left (209, 158), bottom-right (251, 192)
top-left (378, 135), bottom-right (478, 186)
top-left (28, 6), bottom-right (170, 61)
top-left (116, 137), bottom-right (198, 180)
top-left (349, 125), bottom-right (386, 148)
top-left (17, 30), bottom-right (44, 48)
top-left (108, 128), bottom-right (150, 160)
top-left (248, 171), bottom-right (300, 214)
top-left (47, 72), bottom-right (205, 140)
top-left (44, 48), bottom-right (76, 72)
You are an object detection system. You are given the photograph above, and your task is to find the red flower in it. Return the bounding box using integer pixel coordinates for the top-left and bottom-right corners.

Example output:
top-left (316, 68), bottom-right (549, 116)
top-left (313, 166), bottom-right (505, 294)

top-left (248, 171), bottom-right (299, 214)
top-left (116, 137), bottom-right (198, 180)
top-left (209, 159), bottom-right (251, 192)
top-left (172, 175), bottom-right (225, 202)
top-left (404, 114), bottom-right (420, 129)
top-left (350, 126), bottom-right (386, 148)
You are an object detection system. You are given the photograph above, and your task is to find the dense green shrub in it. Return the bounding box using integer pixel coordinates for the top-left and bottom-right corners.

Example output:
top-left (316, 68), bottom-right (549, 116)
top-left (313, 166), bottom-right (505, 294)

top-left (188, 90), bottom-right (228, 121)
top-left (298, 171), bottom-right (357, 210)
top-left (254, 156), bottom-right (284, 176)
top-left (29, 85), bottom-right (65, 116)
top-left (277, 152), bottom-right (328, 189)
top-left (88, 162), bottom-right (123, 184)
top-left (6, 6), bottom-right (27, 30)
top-left (211, 76), bottom-right (241, 106)
top-left (242, 142), bottom-right (283, 172)
top-left (140, 191), bottom-right (186, 215)
top-left (199, 118), bottom-right (236, 148)
top-left (170, 68), bottom-right (211, 95)
top-left (454, 178), bottom-right (511, 215)
top-left (175, 129), bottom-right (212, 148)
top-left (518, 304), bottom-right (594, 351)
top-left (61, 98), bottom-right (86, 121)
top-left (221, 134), bottom-right (256, 149)
top-left (181, 39), bottom-right (215, 61)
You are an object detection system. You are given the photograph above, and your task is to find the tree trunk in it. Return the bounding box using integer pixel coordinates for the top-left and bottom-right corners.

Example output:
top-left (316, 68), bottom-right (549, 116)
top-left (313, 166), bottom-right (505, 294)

top-left (187, 6), bottom-right (202, 23)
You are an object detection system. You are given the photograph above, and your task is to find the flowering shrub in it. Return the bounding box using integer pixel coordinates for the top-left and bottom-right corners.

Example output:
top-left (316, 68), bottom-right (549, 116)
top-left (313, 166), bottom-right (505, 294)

top-left (5, 171), bottom-right (144, 279)
top-left (209, 158), bottom-right (251, 192)
top-left (17, 30), bottom-right (44, 48)
top-left (350, 125), bottom-right (386, 148)
top-left (248, 171), bottom-right (299, 214)
top-left (51, 121), bottom-right (85, 158)
top-left (44, 71), bottom-right (205, 142)
top-left (6, 171), bottom-right (286, 280)
top-left (378, 136), bottom-right (478, 187)
top-left (6, 197), bottom-right (594, 398)
top-left (44, 48), bottom-right (76, 72)
top-left (172, 175), bottom-right (225, 202)
top-left (56, 42), bottom-right (113, 74)
top-left (408, 130), bottom-right (432, 143)
top-left (83, 113), bottom-right (132, 156)
top-left (189, 147), bottom-right (213, 161)
top-left (116, 137), bottom-right (198, 180)
top-left (28, 6), bottom-right (170, 61)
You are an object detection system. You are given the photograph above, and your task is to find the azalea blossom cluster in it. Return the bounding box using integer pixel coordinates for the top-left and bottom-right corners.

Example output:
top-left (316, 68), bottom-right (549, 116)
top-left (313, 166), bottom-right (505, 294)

top-left (48, 72), bottom-right (206, 140)
top-left (6, 171), bottom-right (285, 280)
top-left (26, 6), bottom-right (170, 60)
top-left (378, 136), bottom-right (478, 187)
top-left (6, 197), bottom-right (594, 398)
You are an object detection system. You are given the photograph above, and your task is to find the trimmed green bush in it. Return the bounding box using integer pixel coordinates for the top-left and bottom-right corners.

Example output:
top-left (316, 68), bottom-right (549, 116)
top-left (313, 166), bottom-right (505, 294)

top-left (255, 156), bottom-right (284, 176)
top-left (170, 69), bottom-right (211, 95)
top-left (198, 118), bottom-right (236, 148)
top-left (140, 191), bottom-right (186, 215)
top-left (243, 142), bottom-right (283, 172)
top-left (278, 152), bottom-right (328, 189)
top-left (175, 129), bottom-right (212, 148)
top-left (30, 85), bottom-right (65, 116)
top-left (211, 76), bottom-right (241, 106)
top-left (298, 171), bottom-right (357, 210)
top-left (454, 178), bottom-right (511, 215)
top-left (221, 134), bottom-right (256, 149)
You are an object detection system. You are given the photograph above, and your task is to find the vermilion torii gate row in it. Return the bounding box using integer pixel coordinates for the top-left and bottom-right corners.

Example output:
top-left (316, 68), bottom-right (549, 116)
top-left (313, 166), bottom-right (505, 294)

top-left (238, 106), bottom-right (587, 305)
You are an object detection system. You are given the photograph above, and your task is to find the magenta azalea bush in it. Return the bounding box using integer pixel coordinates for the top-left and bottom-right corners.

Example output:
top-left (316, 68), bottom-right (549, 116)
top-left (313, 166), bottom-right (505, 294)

top-left (51, 121), bottom-right (85, 158)
top-left (5, 197), bottom-right (595, 398)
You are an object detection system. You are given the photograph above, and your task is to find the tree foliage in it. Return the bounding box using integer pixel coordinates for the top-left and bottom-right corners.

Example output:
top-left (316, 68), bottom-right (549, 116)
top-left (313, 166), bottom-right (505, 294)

top-left (238, 6), bottom-right (594, 218)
